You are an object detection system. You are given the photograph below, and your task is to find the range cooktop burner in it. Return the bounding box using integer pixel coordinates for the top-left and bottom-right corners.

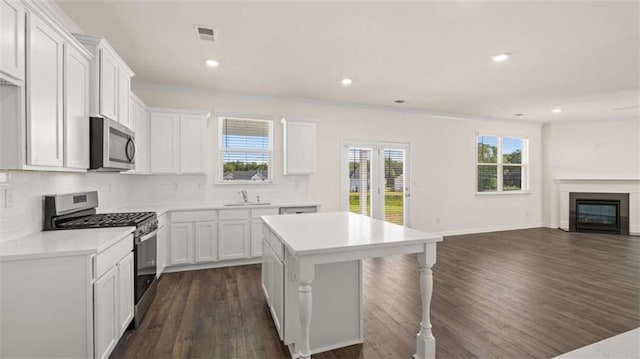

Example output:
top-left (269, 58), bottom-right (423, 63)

top-left (58, 212), bottom-right (155, 228)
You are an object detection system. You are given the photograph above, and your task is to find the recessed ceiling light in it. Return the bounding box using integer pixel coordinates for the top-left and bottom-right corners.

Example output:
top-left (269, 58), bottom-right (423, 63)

top-left (552, 108), bottom-right (562, 113)
top-left (205, 59), bottom-right (219, 67)
top-left (491, 53), bottom-right (510, 63)
top-left (394, 100), bottom-right (406, 104)
top-left (514, 113), bottom-right (524, 116)
top-left (341, 78), bottom-right (353, 86)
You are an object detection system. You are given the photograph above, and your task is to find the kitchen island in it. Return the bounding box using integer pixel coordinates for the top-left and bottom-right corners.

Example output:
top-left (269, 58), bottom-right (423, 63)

top-left (261, 212), bottom-right (443, 359)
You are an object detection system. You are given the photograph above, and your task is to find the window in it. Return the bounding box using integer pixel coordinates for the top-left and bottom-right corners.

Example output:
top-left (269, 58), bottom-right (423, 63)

top-left (218, 116), bottom-right (273, 182)
top-left (476, 135), bottom-right (528, 193)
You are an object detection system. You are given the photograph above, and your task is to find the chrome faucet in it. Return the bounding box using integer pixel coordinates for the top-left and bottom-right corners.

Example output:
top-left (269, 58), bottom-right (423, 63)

top-left (239, 190), bottom-right (248, 203)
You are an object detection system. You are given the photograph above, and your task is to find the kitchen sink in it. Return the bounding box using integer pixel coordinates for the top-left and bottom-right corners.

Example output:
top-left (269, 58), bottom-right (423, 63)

top-left (223, 202), bottom-right (272, 206)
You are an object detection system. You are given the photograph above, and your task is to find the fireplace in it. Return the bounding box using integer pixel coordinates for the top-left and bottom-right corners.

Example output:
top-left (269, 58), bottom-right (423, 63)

top-left (569, 192), bottom-right (629, 234)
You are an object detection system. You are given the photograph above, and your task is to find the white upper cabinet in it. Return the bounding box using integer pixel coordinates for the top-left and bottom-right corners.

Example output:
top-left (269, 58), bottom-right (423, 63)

top-left (117, 70), bottom-right (130, 128)
top-left (0, 0), bottom-right (25, 83)
top-left (0, 2), bottom-right (94, 171)
top-left (179, 114), bottom-right (208, 174)
top-left (74, 34), bottom-right (134, 126)
top-left (64, 44), bottom-right (90, 169)
top-left (282, 119), bottom-right (316, 175)
top-left (149, 108), bottom-right (209, 175)
top-left (26, 11), bottom-right (64, 167)
top-left (99, 50), bottom-right (118, 121)
top-left (150, 112), bottom-right (180, 173)
top-left (130, 93), bottom-right (149, 173)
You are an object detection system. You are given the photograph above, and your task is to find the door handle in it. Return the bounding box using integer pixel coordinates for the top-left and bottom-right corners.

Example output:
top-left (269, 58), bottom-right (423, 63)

top-left (125, 137), bottom-right (136, 163)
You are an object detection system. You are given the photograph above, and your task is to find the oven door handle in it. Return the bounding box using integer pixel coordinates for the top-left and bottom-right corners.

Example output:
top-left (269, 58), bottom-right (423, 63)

top-left (136, 229), bottom-right (158, 245)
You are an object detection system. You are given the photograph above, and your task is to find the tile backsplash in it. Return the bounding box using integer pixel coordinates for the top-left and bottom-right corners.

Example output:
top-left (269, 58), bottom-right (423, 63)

top-left (0, 171), bottom-right (129, 242)
top-left (126, 174), bottom-right (311, 206)
top-left (0, 171), bottom-right (313, 243)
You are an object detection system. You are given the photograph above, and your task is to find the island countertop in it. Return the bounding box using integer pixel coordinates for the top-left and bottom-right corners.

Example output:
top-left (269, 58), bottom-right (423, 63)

top-left (261, 211), bottom-right (442, 256)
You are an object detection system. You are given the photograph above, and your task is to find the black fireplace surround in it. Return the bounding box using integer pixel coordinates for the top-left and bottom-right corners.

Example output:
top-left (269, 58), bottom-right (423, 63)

top-left (569, 192), bottom-right (630, 234)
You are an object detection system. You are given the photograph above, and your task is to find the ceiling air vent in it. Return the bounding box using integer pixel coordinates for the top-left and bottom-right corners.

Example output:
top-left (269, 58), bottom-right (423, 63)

top-left (194, 25), bottom-right (216, 42)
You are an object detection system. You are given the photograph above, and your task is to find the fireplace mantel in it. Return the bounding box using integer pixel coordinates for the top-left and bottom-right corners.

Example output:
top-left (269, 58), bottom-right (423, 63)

top-left (556, 178), bottom-right (640, 235)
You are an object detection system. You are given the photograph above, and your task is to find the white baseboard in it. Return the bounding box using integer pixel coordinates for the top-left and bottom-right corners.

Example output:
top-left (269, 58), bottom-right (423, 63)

top-left (436, 223), bottom-right (543, 237)
top-left (163, 258), bottom-right (261, 274)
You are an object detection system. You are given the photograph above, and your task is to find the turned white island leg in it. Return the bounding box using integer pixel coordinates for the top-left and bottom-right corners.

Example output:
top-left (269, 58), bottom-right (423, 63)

top-left (297, 261), bottom-right (315, 359)
top-left (414, 243), bottom-right (437, 359)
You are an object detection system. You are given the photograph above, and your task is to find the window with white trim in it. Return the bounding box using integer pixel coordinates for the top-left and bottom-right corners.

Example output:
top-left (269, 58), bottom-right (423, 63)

top-left (476, 135), bottom-right (528, 193)
top-left (218, 116), bottom-right (273, 182)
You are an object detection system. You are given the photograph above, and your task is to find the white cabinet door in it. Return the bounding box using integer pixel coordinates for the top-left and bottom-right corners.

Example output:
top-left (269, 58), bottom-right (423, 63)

top-left (195, 221), bottom-right (217, 263)
top-left (270, 245), bottom-right (284, 339)
top-left (251, 219), bottom-right (264, 257)
top-left (150, 112), bottom-right (179, 173)
top-left (94, 266), bottom-right (118, 359)
top-left (261, 239), bottom-right (270, 302)
top-left (99, 49), bottom-right (118, 121)
top-left (179, 115), bottom-right (207, 173)
top-left (157, 225), bottom-right (167, 276)
top-left (283, 120), bottom-right (316, 175)
top-left (169, 222), bottom-right (194, 265)
top-left (218, 220), bottom-right (250, 260)
top-left (26, 12), bottom-right (64, 167)
top-left (0, 0), bottom-right (25, 81)
top-left (117, 70), bottom-right (130, 128)
top-left (116, 253), bottom-right (134, 335)
top-left (133, 102), bottom-right (149, 173)
top-left (64, 45), bottom-right (90, 169)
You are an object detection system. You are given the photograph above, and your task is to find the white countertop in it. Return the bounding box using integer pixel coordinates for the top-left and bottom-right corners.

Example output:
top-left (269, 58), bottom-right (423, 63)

top-left (0, 227), bottom-right (135, 262)
top-left (262, 211), bottom-right (443, 256)
top-left (112, 202), bottom-right (322, 217)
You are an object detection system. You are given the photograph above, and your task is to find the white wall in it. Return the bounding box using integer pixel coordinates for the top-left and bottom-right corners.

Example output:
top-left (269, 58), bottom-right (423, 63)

top-left (131, 83), bottom-right (543, 235)
top-left (0, 172), bottom-right (129, 242)
top-left (542, 118), bottom-right (640, 227)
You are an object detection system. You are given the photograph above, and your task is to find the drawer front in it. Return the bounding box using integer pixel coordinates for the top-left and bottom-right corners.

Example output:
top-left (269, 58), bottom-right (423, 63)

top-left (171, 210), bottom-right (217, 223)
top-left (94, 234), bottom-right (133, 279)
top-left (251, 208), bottom-right (279, 219)
top-left (218, 209), bottom-right (250, 221)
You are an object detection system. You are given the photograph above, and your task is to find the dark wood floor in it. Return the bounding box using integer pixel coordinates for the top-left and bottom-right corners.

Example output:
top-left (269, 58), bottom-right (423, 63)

top-left (113, 228), bottom-right (640, 358)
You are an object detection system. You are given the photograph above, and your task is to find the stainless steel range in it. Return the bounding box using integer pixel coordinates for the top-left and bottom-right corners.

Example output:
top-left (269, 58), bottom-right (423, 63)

top-left (43, 191), bottom-right (158, 328)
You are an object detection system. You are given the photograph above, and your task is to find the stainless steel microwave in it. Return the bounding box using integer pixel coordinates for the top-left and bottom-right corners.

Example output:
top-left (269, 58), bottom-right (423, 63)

top-left (90, 117), bottom-right (135, 171)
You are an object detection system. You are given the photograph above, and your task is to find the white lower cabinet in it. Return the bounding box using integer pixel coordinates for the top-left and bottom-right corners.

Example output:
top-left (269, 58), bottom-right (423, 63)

top-left (117, 253), bottom-right (134, 334)
top-left (168, 210), bottom-right (217, 266)
top-left (94, 265), bottom-right (118, 359)
top-left (218, 219), bottom-right (250, 260)
top-left (195, 221), bottom-right (217, 262)
top-left (0, 234), bottom-right (134, 359)
top-left (261, 226), bottom-right (362, 353)
top-left (170, 222), bottom-right (193, 265)
top-left (163, 207), bottom-right (315, 271)
top-left (94, 250), bottom-right (134, 359)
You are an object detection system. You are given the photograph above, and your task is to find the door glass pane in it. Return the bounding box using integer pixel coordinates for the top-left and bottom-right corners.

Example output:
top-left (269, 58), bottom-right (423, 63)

top-left (383, 149), bottom-right (405, 225)
top-left (348, 147), bottom-right (372, 217)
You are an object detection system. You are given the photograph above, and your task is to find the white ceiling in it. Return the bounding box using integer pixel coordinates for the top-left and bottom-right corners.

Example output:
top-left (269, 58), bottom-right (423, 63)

top-left (56, 0), bottom-right (640, 122)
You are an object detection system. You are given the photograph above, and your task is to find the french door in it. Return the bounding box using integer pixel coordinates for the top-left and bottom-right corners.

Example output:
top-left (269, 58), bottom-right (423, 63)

top-left (343, 142), bottom-right (410, 225)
